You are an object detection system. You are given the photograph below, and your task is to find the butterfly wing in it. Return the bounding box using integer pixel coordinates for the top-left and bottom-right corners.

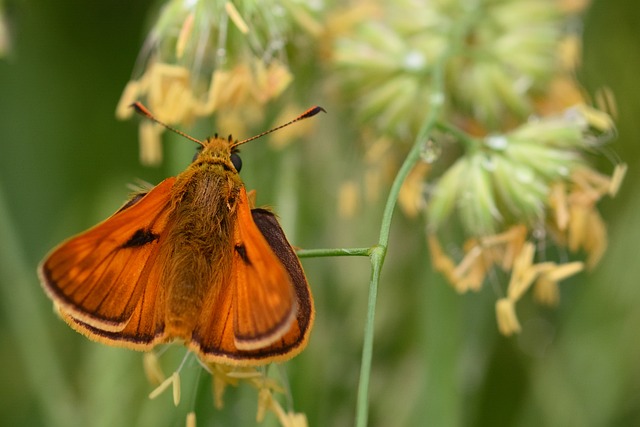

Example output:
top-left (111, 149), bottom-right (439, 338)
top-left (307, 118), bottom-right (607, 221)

top-left (190, 187), bottom-right (313, 365)
top-left (38, 178), bottom-right (176, 348)
top-left (249, 208), bottom-right (314, 357)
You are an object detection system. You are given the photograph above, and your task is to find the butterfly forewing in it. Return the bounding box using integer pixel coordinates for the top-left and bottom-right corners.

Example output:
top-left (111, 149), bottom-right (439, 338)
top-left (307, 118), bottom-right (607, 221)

top-left (231, 188), bottom-right (297, 350)
top-left (190, 206), bottom-right (315, 365)
top-left (251, 209), bottom-right (314, 351)
top-left (39, 178), bottom-right (176, 335)
top-left (58, 237), bottom-right (170, 349)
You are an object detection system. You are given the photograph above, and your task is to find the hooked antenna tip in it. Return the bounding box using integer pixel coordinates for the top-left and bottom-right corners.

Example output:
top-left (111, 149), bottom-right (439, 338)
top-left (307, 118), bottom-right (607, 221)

top-left (303, 106), bottom-right (327, 119)
top-left (131, 102), bottom-right (153, 118)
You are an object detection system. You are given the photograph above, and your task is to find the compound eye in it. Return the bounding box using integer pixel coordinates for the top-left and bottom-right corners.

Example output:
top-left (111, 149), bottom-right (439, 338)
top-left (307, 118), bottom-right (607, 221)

top-left (230, 152), bottom-right (242, 172)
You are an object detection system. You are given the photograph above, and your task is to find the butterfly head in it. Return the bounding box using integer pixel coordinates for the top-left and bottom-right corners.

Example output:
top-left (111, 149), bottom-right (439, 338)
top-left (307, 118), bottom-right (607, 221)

top-left (191, 134), bottom-right (243, 173)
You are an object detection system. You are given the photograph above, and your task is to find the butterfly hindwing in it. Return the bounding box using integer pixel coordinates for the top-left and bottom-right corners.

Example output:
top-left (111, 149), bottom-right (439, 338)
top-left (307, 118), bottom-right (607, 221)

top-left (39, 178), bottom-right (176, 345)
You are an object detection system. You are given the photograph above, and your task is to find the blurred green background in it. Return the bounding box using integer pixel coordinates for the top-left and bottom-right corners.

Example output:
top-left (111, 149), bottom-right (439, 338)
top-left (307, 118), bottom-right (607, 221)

top-left (1, 1), bottom-right (639, 426)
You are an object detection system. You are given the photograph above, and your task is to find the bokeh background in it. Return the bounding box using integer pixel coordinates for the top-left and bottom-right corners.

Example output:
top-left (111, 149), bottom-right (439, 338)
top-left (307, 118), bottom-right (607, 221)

top-left (1, 1), bottom-right (639, 426)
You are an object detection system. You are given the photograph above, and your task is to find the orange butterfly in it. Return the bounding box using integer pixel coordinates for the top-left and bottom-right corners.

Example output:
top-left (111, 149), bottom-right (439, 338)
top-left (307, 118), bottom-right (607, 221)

top-left (39, 103), bottom-right (323, 366)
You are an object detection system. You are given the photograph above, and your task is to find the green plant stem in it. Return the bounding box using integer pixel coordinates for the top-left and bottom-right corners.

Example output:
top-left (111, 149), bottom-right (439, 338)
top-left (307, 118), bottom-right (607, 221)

top-left (296, 247), bottom-right (371, 258)
top-left (354, 63), bottom-right (445, 427)
top-left (353, 140), bottom-right (424, 427)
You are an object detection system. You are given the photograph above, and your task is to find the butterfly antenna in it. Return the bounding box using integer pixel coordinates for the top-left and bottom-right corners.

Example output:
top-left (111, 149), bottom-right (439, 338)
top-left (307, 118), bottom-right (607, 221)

top-left (231, 106), bottom-right (326, 149)
top-left (131, 102), bottom-right (205, 147)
